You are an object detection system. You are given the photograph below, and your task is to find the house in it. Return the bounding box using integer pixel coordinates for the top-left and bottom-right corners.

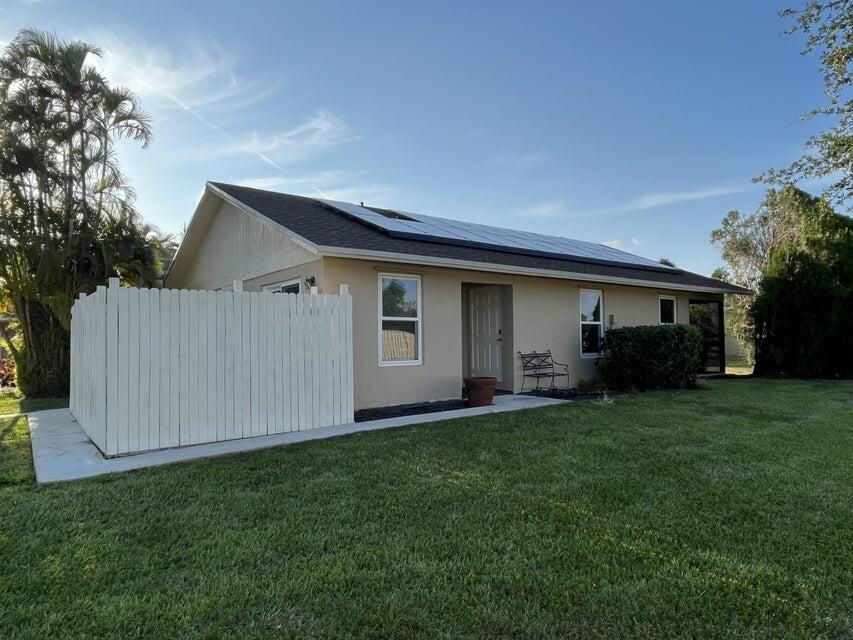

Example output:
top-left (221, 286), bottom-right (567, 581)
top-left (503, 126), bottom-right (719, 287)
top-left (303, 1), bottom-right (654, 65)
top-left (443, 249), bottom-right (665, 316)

top-left (166, 182), bottom-right (748, 410)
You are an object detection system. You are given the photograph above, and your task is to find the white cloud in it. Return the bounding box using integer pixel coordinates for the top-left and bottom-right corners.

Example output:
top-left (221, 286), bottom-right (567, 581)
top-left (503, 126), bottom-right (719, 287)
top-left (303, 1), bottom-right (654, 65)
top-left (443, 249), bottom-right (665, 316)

top-left (239, 111), bottom-right (353, 164)
top-left (92, 32), bottom-right (250, 111)
top-left (574, 185), bottom-right (752, 218)
top-left (88, 31), bottom-right (353, 172)
top-left (602, 239), bottom-right (623, 249)
top-left (631, 237), bottom-right (641, 246)
top-left (519, 200), bottom-right (565, 218)
top-left (236, 171), bottom-right (396, 205)
top-left (489, 151), bottom-right (547, 173)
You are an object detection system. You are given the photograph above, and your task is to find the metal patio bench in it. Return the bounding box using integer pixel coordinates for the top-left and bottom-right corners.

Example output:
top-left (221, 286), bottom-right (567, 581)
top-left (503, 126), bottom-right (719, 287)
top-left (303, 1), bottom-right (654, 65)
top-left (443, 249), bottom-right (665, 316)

top-left (518, 350), bottom-right (570, 392)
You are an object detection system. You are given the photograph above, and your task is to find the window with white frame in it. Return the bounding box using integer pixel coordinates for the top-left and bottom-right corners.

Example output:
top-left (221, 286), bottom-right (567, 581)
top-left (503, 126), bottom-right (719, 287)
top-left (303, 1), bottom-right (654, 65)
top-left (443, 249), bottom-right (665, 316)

top-left (379, 274), bottom-right (421, 365)
top-left (263, 278), bottom-right (301, 295)
top-left (659, 295), bottom-right (676, 324)
top-left (580, 289), bottom-right (603, 355)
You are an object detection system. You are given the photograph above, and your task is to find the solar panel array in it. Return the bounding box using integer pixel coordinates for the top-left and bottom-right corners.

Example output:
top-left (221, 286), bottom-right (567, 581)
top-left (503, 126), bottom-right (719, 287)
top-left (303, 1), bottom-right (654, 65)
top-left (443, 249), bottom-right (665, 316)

top-left (318, 198), bottom-right (676, 271)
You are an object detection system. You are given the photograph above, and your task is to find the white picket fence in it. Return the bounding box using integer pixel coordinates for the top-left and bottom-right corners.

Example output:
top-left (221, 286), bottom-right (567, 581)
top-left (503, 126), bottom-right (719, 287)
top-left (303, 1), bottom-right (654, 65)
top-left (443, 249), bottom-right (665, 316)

top-left (70, 278), bottom-right (353, 457)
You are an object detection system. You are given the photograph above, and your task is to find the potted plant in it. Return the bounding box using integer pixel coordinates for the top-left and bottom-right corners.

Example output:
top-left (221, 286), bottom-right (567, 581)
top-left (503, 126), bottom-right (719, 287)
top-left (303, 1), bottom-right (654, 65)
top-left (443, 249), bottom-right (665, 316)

top-left (463, 376), bottom-right (497, 407)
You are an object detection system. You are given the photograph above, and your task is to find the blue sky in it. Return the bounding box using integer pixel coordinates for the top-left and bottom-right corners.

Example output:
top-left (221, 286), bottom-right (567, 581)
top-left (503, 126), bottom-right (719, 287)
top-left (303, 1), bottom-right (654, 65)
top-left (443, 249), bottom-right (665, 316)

top-left (0, 0), bottom-right (827, 275)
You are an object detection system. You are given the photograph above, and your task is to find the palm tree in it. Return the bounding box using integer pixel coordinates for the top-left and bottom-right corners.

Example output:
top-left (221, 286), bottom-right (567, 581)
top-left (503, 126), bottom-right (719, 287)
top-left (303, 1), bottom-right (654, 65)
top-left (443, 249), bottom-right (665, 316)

top-left (0, 29), bottom-right (157, 396)
top-left (93, 86), bottom-right (152, 221)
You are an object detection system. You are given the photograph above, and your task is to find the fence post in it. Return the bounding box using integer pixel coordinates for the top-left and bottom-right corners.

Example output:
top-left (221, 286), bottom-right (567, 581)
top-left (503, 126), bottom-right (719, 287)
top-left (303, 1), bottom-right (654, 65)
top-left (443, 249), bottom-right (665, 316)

top-left (95, 285), bottom-right (107, 449)
top-left (233, 279), bottom-right (243, 292)
top-left (105, 278), bottom-right (120, 456)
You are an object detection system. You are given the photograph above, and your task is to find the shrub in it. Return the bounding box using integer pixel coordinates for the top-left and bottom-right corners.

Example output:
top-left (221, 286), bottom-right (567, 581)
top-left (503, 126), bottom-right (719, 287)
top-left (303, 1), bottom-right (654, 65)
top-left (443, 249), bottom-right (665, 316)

top-left (598, 324), bottom-right (703, 391)
top-left (576, 378), bottom-right (608, 393)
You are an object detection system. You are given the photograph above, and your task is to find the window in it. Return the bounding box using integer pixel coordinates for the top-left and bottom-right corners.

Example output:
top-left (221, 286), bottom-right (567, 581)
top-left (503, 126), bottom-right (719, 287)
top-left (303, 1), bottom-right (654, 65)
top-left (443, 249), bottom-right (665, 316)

top-left (659, 295), bottom-right (676, 324)
top-left (263, 278), bottom-right (301, 295)
top-left (379, 274), bottom-right (421, 365)
top-left (580, 289), bottom-right (603, 356)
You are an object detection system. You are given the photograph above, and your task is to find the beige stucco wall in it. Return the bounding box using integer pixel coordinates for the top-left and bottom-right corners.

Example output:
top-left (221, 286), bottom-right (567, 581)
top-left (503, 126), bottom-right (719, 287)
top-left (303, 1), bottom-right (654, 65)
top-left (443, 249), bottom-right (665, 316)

top-left (242, 261), bottom-right (325, 293)
top-left (322, 257), bottom-right (720, 410)
top-left (170, 200), bottom-right (318, 290)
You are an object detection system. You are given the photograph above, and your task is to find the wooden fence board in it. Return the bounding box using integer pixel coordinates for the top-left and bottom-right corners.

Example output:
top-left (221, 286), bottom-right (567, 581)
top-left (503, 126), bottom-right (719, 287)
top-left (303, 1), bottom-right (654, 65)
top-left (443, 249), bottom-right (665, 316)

top-left (70, 281), bottom-right (353, 456)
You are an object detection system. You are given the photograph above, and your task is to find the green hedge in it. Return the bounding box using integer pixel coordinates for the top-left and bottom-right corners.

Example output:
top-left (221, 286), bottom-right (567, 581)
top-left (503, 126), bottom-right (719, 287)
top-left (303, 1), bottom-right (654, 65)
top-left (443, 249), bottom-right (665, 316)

top-left (598, 324), bottom-right (703, 391)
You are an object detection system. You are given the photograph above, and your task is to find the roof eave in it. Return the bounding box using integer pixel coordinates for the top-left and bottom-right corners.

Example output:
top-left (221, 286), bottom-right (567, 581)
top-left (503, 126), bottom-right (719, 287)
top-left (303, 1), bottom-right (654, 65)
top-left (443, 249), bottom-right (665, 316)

top-left (317, 246), bottom-right (749, 295)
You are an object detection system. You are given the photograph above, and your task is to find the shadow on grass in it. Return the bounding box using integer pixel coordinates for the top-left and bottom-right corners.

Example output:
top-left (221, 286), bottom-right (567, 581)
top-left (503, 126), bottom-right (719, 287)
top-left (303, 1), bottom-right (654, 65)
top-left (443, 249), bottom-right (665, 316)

top-left (0, 392), bottom-right (67, 415)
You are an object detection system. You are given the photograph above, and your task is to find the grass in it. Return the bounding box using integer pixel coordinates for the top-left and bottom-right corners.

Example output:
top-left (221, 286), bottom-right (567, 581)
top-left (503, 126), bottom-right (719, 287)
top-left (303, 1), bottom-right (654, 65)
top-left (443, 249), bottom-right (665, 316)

top-left (726, 354), bottom-right (754, 376)
top-left (1, 379), bottom-right (851, 639)
top-left (0, 390), bottom-right (67, 415)
top-left (0, 416), bottom-right (34, 486)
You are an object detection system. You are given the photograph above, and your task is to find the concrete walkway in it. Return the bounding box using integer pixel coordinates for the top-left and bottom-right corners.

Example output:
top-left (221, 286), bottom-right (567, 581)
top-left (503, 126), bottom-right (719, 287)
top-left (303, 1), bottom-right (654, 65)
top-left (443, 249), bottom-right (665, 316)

top-left (28, 394), bottom-right (567, 484)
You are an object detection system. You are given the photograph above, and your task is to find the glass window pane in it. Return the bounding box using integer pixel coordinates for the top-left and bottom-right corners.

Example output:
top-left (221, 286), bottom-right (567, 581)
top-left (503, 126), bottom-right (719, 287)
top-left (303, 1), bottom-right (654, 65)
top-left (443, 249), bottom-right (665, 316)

top-left (382, 320), bottom-right (418, 361)
top-left (382, 277), bottom-right (419, 317)
top-left (282, 282), bottom-right (300, 294)
top-left (660, 298), bottom-right (675, 324)
top-left (580, 291), bottom-right (601, 322)
top-left (581, 324), bottom-right (601, 354)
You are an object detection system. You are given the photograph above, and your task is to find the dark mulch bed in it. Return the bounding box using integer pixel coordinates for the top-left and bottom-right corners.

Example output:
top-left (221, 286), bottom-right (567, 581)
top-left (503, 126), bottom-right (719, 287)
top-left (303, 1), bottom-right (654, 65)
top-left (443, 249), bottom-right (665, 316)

top-left (524, 388), bottom-right (608, 401)
top-left (354, 389), bottom-right (610, 423)
top-left (354, 399), bottom-right (470, 423)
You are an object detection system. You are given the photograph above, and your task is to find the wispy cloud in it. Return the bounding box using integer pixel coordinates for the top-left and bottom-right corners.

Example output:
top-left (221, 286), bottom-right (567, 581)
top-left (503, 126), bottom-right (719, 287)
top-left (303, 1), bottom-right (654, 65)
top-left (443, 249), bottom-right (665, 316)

top-left (601, 239), bottom-right (623, 249)
top-left (236, 171), bottom-right (396, 205)
top-left (489, 151), bottom-right (547, 173)
top-left (631, 237), bottom-right (641, 246)
top-left (519, 199), bottom-right (565, 218)
top-left (572, 185), bottom-right (752, 218)
top-left (89, 31), bottom-right (352, 172)
top-left (238, 111), bottom-right (354, 165)
top-left (92, 32), bottom-right (251, 111)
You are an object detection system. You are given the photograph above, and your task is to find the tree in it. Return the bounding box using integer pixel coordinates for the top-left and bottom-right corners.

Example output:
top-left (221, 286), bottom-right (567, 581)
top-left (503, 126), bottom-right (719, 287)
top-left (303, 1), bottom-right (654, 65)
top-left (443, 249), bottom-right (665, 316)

top-left (752, 198), bottom-right (853, 376)
top-left (0, 29), bottom-right (156, 396)
top-left (658, 257), bottom-right (676, 267)
top-left (710, 186), bottom-right (839, 362)
top-left (758, 1), bottom-right (853, 207)
top-left (712, 186), bottom-right (853, 375)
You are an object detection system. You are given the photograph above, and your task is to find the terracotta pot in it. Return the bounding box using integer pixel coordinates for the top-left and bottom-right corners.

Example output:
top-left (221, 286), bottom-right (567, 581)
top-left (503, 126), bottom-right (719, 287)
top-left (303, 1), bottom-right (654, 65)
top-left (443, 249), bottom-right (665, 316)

top-left (464, 376), bottom-right (497, 407)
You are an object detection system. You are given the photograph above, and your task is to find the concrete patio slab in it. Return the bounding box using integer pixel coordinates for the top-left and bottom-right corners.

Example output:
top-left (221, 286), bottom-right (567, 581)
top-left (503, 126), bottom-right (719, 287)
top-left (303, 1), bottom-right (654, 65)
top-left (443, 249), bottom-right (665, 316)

top-left (28, 394), bottom-right (568, 484)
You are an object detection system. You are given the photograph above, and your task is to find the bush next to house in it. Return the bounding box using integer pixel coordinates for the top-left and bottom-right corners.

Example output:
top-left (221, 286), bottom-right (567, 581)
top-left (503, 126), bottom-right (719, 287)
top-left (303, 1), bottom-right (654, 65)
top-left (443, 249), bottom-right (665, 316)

top-left (599, 324), bottom-right (703, 391)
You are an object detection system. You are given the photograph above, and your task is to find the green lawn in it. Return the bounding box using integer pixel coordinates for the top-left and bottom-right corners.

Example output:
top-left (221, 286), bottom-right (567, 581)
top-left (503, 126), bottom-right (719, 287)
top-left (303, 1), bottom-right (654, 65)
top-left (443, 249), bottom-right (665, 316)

top-left (1, 379), bottom-right (851, 639)
top-left (0, 390), bottom-right (67, 415)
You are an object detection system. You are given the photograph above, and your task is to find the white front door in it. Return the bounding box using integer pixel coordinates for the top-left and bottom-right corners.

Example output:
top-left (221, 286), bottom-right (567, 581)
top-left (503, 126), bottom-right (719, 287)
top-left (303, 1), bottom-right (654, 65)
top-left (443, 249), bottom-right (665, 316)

top-left (470, 286), bottom-right (503, 381)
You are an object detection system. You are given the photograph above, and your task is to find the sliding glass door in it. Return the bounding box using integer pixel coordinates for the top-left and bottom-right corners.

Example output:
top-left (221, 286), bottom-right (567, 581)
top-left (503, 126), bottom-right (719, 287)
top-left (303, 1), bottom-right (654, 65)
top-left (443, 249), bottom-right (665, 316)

top-left (689, 300), bottom-right (725, 373)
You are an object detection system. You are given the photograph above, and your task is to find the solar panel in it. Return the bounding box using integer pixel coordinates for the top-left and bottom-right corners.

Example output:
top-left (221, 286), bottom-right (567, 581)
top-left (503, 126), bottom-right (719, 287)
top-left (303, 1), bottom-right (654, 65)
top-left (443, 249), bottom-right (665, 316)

top-left (317, 198), bottom-right (677, 272)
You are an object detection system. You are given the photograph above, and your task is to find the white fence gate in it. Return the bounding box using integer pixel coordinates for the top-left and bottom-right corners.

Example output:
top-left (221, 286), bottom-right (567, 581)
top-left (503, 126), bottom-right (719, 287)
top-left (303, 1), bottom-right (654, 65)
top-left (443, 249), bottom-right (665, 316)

top-left (70, 278), bottom-right (353, 457)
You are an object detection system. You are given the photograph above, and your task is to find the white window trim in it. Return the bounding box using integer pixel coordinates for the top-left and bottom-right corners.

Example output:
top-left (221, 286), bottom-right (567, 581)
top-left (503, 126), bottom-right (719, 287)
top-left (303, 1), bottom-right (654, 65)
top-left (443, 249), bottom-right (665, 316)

top-left (378, 273), bottom-right (423, 366)
top-left (579, 288), bottom-right (604, 358)
top-left (659, 295), bottom-right (677, 324)
top-left (262, 278), bottom-right (301, 294)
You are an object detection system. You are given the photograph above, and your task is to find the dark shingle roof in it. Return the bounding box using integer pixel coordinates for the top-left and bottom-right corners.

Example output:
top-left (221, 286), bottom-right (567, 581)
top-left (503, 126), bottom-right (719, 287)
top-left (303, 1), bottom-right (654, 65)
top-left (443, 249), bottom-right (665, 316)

top-left (210, 182), bottom-right (749, 294)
